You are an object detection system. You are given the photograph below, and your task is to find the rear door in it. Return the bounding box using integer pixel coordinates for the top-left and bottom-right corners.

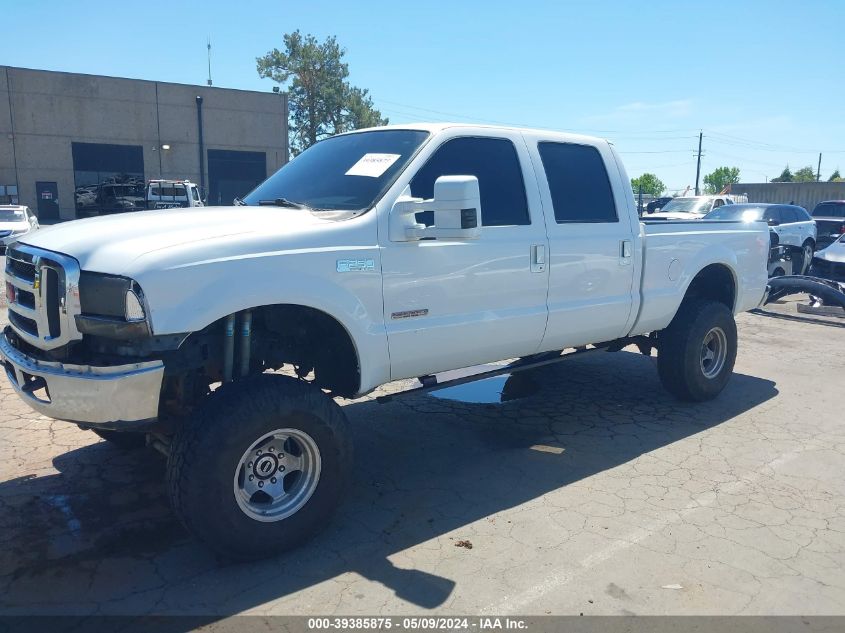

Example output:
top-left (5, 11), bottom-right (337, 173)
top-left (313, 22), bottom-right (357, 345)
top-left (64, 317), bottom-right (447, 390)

top-left (782, 206), bottom-right (805, 247)
top-left (763, 207), bottom-right (785, 244)
top-left (524, 136), bottom-right (638, 350)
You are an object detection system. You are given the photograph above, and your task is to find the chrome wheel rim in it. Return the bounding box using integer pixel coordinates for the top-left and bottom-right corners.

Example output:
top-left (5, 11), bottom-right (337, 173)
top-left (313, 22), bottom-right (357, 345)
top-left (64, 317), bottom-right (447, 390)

top-left (233, 428), bottom-right (321, 522)
top-left (700, 327), bottom-right (728, 379)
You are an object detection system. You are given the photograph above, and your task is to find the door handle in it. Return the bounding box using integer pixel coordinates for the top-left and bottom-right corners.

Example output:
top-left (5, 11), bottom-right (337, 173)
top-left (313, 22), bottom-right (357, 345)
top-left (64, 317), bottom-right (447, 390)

top-left (620, 240), bottom-right (633, 266)
top-left (530, 244), bottom-right (546, 273)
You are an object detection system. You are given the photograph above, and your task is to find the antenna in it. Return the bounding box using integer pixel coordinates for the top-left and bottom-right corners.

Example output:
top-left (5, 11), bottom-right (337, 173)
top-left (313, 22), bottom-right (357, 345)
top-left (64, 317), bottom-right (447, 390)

top-left (207, 37), bottom-right (213, 86)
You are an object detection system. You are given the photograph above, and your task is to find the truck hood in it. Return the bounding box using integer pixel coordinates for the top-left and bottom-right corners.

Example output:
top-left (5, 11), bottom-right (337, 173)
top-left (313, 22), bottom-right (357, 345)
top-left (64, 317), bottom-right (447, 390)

top-left (17, 206), bottom-right (331, 274)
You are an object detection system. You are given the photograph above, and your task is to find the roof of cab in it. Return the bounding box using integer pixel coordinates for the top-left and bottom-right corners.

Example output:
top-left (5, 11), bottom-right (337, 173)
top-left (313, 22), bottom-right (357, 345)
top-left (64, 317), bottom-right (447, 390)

top-left (346, 122), bottom-right (610, 146)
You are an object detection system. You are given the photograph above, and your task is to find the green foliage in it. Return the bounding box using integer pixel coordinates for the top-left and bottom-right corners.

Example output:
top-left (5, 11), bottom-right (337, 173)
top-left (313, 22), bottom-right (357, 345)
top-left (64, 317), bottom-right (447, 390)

top-left (257, 31), bottom-right (388, 155)
top-left (770, 166), bottom-right (793, 182)
top-left (828, 169), bottom-right (842, 182)
top-left (630, 173), bottom-right (665, 197)
top-left (793, 166), bottom-right (817, 182)
top-left (703, 166), bottom-right (740, 194)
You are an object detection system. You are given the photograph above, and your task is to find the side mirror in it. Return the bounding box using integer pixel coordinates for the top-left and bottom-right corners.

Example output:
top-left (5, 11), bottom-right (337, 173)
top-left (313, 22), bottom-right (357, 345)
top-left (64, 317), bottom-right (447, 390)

top-left (768, 218), bottom-right (780, 226)
top-left (389, 175), bottom-right (482, 241)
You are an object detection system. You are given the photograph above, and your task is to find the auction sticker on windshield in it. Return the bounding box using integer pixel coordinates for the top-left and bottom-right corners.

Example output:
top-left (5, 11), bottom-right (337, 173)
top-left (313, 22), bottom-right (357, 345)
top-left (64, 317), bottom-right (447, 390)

top-left (345, 153), bottom-right (401, 177)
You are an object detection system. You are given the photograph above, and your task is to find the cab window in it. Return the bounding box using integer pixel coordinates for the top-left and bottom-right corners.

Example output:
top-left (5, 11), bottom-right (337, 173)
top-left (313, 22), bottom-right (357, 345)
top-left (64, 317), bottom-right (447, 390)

top-left (410, 137), bottom-right (530, 227)
top-left (538, 142), bottom-right (617, 223)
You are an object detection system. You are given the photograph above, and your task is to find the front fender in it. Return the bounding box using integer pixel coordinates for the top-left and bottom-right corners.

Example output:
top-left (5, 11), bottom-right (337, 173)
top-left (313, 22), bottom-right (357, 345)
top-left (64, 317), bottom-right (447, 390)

top-left (137, 248), bottom-right (390, 395)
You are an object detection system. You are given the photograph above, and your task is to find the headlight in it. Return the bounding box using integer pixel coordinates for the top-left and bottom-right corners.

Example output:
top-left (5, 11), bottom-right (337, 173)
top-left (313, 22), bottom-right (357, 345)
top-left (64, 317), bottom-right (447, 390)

top-left (76, 272), bottom-right (150, 338)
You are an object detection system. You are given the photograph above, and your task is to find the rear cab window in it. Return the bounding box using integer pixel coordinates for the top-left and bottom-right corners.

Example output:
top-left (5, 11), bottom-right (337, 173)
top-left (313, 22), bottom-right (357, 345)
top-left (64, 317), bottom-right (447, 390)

top-left (536, 142), bottom-right (617, 223)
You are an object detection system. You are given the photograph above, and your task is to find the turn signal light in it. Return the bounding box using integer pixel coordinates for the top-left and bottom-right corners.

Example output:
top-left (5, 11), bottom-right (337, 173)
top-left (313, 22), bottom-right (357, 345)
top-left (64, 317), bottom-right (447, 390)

top-left (124, 290), bottom-right (146, 322)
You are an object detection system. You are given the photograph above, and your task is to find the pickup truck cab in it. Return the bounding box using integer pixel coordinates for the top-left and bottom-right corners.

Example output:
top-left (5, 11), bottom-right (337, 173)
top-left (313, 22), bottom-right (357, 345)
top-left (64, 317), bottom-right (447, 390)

top-left (1, 124), bottom-right (769, 558)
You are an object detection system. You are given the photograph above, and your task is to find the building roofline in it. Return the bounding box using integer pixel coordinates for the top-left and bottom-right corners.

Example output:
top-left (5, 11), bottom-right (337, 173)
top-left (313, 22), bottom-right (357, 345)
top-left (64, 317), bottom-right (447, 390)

top-left (1, 64), bottom-right (285, 97)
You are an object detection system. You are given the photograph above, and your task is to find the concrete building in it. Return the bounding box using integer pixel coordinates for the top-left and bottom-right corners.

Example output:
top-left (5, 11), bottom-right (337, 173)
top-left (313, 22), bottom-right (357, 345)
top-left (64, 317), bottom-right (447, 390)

top-left (0, 66), bottom-right (288, 221)
top-left (729, 181), bottom-right (845, 213)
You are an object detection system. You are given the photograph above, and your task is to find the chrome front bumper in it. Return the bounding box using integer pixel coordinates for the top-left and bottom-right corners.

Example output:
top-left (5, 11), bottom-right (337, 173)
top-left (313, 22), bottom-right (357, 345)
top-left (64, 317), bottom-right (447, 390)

top-left (0, 328), bottom-right (164, 426)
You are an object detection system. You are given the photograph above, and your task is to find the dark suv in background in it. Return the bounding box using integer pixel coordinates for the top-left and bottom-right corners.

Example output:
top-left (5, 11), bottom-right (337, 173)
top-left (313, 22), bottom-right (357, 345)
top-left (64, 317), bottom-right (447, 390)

top-left (645, 196), bottom-right (674, 214)
top-left (811, 201), bottom-right (845, 249)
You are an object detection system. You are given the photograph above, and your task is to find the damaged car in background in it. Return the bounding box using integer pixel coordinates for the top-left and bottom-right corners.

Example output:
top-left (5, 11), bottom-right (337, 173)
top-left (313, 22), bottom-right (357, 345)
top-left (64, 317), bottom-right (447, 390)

top-left (812, 233), bottom-right (845, 281)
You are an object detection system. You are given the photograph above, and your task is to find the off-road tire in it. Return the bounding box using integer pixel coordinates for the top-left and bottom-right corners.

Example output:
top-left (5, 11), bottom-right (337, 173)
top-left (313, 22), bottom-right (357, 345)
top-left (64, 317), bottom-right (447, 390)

top-left (91, 429), bottom-right (147, 449)
top-left (166, 374), bottom-right (352, 560)
top-left (657, 299), bottom-right (737, 402)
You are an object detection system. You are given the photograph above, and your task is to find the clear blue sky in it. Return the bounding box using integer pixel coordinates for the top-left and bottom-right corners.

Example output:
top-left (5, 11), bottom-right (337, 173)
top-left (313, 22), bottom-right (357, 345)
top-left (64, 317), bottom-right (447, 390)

top-left (4, 0), bottom-right (843, 192)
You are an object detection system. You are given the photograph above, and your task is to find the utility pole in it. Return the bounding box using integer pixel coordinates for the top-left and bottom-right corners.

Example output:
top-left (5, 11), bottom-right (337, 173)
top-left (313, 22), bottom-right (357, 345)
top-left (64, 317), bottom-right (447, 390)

top-left (817, 153), bottom-right (822, 181)
top-left (694, 131), bottom-right (703, 195)
top-left (207, 37), bottom-right (213, 86)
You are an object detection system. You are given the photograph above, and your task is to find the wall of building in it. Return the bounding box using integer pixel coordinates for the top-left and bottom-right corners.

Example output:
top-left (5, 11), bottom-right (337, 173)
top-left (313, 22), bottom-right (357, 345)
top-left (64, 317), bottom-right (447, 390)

top-left (0, 66), bottom-right (288, 220)
top-left (730, 182), bottom-right (845, 213)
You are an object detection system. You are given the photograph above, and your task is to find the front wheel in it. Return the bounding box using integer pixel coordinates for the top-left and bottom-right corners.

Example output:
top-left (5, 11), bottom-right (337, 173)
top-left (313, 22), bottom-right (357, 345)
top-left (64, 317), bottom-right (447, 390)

top-left (167, 374), bottom-right (353, 560)
top-left (657, 300), bottom-right (737, 402)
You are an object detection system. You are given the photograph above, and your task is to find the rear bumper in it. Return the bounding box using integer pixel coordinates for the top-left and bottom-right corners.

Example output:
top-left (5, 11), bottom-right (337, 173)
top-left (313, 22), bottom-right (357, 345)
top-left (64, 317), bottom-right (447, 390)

top-left (0, 327), bottom-right (164, 427)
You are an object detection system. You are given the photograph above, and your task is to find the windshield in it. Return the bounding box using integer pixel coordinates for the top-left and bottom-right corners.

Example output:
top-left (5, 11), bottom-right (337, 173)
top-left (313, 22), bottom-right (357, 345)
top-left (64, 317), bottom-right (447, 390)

top-left (0, 209), bottom-right (25, 222)
top-left (242, 129), bottom-right (430, 211)
top-left (704, 205), bottom-right (766, 221)
top-left (659, 197), bottom-right (712, 214)
top-left (813, 203), bottom-right (845, 218)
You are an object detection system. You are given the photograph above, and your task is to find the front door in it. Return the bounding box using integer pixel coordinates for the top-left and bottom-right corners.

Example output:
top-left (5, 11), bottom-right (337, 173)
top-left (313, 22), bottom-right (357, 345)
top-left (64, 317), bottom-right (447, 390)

top-left (381, 134), bottom-right (550, 381)
top-left (524, 137), bottom-right (637, 350)
top-left (35, 181), bottom-right (59, 221)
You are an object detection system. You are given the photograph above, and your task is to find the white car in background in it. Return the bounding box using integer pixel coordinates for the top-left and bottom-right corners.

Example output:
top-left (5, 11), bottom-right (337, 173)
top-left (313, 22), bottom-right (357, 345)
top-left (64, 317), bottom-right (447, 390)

top-left (704, 203), bottom-right (817, 274)
top-left (649, 194), bottom-right (746, 220)
top-left (0, 205), bottom-right (39, 254)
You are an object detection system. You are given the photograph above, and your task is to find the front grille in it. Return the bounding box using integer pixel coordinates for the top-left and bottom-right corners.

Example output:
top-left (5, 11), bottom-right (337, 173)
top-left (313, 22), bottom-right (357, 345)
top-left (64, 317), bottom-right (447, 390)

top-left (4, 245), bottom-right (83, 350)
top-left (8, 257), bottom-right (35, 283)
top-left (16, 288), bottom-right (35, 309)
top-left (9, 311), bottom-right (38, 337)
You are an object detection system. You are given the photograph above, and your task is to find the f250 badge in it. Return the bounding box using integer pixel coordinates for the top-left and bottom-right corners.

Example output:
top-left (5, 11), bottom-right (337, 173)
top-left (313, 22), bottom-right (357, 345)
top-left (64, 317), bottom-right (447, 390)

top-left (336, 258), bottom-right (375, 273)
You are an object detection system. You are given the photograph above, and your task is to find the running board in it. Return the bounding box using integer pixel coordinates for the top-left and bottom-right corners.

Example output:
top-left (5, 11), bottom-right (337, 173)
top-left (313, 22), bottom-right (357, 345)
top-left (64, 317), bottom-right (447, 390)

top-left (376, 337), bottom-right (649, 404)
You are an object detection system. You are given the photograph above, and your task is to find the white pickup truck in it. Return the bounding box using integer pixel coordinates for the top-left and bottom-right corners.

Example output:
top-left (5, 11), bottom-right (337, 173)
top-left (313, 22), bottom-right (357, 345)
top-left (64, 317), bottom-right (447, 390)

top-left (1, 124), bottom-right (769, 558)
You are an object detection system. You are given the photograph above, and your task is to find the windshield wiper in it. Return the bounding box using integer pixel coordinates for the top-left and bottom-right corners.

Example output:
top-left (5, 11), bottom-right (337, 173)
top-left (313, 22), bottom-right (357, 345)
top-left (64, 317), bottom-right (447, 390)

top-left (257, 197), bottom-right (308, 209)
top-left (233, 197), bottom-right (247, 206)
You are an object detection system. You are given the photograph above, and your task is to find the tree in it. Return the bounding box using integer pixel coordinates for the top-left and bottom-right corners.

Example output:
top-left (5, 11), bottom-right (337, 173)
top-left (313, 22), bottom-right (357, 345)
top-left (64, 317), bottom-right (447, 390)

top-left (770, 166), bottom-right (793, 182)
top-left (257, 31), bottom-right (388, 155)
top-left (630, 173), bottom-right (665, 197)
top-left (793, 166), bottom-right (817, 182)
top-left (829, 169), bottom-right (842, 182)
top-left (703, 166), bottom-right (740, 194)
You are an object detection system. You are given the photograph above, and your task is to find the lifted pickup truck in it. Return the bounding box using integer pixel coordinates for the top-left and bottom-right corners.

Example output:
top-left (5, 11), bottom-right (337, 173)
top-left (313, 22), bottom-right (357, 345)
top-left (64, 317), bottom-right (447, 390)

top-left (1, 124), bottom-right (769, 558)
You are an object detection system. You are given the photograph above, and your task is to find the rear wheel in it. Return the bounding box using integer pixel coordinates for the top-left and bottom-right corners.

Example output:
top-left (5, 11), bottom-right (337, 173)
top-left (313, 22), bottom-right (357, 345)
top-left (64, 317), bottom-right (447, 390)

top-left (657, 300), bottom-right (737, 402)
top-left (795, 240), bottom-right (814, 275)
top-left (167, 374), bottom-right (352, 560)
